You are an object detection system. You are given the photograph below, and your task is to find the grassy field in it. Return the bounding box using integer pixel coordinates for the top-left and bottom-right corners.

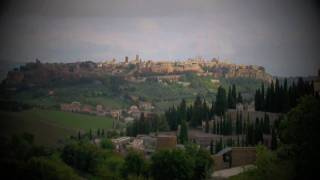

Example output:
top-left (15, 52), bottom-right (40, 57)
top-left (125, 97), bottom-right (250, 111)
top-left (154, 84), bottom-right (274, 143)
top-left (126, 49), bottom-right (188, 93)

top-left (0, 109), bottom-right (115, 145)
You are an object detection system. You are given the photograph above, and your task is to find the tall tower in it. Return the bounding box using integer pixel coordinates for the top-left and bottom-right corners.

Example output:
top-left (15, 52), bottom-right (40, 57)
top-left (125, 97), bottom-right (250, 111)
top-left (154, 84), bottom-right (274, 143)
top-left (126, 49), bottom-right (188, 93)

top-left (136, 54), bottom-right (139, 62)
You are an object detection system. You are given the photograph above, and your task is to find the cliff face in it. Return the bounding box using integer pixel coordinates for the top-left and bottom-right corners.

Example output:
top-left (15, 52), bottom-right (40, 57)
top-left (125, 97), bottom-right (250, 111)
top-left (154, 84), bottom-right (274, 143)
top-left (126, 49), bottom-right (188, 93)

top-left (2, 59), bottom-right (272, 87)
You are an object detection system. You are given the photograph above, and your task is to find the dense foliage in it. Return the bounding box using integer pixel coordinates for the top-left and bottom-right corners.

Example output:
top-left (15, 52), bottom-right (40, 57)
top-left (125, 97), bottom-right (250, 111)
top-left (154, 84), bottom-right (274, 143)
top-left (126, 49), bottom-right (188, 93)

top-left (254, 78), bottom-right (314, 113)
top-left (165, 85), bottom-right (242, 131)
top-left (151, 145), bottom-right (213, 180)
top-left (233, 95), bottom-right (320, 180)
top-left (0, 132), bottom-right (214, 180)
top-left (126, 113), bottom-right (169, 136)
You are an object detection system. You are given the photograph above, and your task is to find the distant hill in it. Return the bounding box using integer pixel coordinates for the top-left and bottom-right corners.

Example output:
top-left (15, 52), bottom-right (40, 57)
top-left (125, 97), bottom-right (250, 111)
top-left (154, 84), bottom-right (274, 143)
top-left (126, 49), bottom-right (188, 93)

top-left (0, 59), bottom-right (271, 111)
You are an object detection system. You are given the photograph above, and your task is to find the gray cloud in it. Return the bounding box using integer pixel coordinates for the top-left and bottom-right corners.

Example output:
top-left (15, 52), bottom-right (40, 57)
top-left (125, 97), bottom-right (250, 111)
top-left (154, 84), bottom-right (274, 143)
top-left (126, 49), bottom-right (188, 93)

top-left (0, 0), bottom-right (319, 76)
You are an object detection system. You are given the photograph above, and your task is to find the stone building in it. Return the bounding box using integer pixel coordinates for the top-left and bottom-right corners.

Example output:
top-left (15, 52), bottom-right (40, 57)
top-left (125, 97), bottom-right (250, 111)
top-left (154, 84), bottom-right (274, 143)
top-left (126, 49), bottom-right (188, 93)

top-left (213, 147), bottom-right (256, 170)
top-left (156, 135), bottom-right (177, 150)
top-left (60, 101), bottom-right (81, 112)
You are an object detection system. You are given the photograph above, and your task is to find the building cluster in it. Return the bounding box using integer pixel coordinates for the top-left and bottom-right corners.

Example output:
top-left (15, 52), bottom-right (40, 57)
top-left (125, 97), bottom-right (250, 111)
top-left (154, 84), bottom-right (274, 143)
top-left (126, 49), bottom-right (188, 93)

top-left (60, 101), bottom-right (155, 122)
top-left (111, 133), bottom-right (177, 156)
top-left (3, 55), bottom-right (273, 87)
top-left (97, 55), bottom-right (272, 82)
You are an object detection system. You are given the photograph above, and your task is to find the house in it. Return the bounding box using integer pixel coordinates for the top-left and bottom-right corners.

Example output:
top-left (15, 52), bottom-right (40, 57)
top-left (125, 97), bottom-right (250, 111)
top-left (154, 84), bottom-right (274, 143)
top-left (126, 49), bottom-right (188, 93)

top-left (110, 109), bottom-right (121, 119)
top-left (96, 104), bottom-right (107, 116)
top-left (124, 116), bottom-right (134, 123)
top-left (189, 129), bottom-right (222, 148)
top-left (139, 135), bottom-right (157, 154)
top-left (130, 138), bottom-right (144, 151)
top-left (139, 102), bottom-right (154, 111)
top-left (82, 105), bottom-right (94, 114)
top-left (156, 135), bottom-right (177, 150)
top-left (128, 105), bottom-right (141, 119)
top-left (112, 137), bottom-right (131, 152)
top-left (60, 101), bottom-right (81, 112)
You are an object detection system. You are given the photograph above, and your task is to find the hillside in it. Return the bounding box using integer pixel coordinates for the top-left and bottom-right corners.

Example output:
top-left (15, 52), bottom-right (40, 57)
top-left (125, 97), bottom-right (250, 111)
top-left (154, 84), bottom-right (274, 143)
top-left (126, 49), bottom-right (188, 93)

top-left (0, 59), bottom-right (270, 112)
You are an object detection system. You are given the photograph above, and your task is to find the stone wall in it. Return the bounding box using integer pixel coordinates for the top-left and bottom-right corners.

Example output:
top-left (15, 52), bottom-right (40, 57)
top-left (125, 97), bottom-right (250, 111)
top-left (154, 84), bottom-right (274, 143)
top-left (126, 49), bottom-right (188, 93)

top-left (231, 147), bottom-right (256, 167)
top-left (156, 135), bottom-right (177, 150)
top-left (213, 147), bottom-right (256, 170)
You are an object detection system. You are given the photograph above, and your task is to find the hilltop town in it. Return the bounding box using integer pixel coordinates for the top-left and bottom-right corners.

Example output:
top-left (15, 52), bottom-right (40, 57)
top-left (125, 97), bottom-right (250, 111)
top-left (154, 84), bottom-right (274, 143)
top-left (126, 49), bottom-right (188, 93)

top-left (2, 55), bottom-right (272, 86)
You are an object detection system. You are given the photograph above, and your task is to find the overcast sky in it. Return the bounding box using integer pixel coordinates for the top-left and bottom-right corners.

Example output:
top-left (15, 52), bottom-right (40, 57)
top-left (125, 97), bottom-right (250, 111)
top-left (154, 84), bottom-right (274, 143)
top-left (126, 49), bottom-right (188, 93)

top-left (0, 0), bottom-right (319, 76)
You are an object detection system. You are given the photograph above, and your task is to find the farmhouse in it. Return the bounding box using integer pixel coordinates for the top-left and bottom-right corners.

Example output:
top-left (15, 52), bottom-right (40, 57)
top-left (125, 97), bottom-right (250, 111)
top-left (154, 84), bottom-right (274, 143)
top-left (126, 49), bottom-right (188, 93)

top-left (60, 101), bottom-right (81, 112)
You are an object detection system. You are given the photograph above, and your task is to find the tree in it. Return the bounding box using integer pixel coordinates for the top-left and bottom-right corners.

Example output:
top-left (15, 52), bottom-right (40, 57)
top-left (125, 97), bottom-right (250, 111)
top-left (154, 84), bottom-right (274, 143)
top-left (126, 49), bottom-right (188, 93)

top-left (271, 128), bottom-right (277, 150)
top-left (255, 89), bottom-right (261, 111)
top-left (61, 141), bottom-right (104, 174)
top-left (78, 131), bottom-right (81, 140)
top-left (27, 157), bottom-right (82, 180)
top-left (165, 105), bottom-right (178, 130)
top-left (209, 100), bottom-right (215, 119)
top-left (210, 140), bottom-right (214, 155)
top-left (255, 78), bottom-right (314, 113)
top-left (179, 119), bottom-right (188, 144)
top-left (279, 96), bottom-right (320, 179)
top-left (186, 146), bottom-right (214, 180)
top-left (100, 138), bottom-right (114, 150)
top-left (101, 129), bottom-right (105, 137)
top-left (178, 99), bottom-right (187, 122)
top-left (227, 86), bottom-right (233, 108)
top-left (89, 129), bottom-right (93, 140)
top-left (151, 149), bottom-right (194, 180)
top-left (190, 95), bottom-right (203, 127)
top-left (215, 86), bottom-right (227, 116)
top-left (157, 115), bottom-right (169, 132)
top-left (237, 92), bottom-right (243, 104)
top-left (215, 138), bottom-right (223, 153)
top-left (231, 84), bottom-right (237, 108)
top-left (121, 150), bottom-right (147, 179)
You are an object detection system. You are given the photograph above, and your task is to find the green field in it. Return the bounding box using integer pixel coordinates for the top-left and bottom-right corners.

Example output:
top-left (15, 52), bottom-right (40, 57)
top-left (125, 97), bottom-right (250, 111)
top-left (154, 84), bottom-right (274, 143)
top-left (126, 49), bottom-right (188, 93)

top-left (0, 109), bottom-right (115, 145)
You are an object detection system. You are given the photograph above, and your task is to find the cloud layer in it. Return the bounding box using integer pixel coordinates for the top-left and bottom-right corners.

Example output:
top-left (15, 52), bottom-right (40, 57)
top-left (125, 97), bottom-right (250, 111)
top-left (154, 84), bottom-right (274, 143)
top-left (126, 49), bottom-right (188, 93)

top-left (0, 0), bottom-right (319, 76)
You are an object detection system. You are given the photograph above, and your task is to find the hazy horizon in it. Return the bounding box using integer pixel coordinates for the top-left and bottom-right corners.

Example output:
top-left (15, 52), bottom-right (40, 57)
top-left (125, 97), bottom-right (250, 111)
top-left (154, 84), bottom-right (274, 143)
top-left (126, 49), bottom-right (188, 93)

top-left (1, 0), bottom-right (319, 77)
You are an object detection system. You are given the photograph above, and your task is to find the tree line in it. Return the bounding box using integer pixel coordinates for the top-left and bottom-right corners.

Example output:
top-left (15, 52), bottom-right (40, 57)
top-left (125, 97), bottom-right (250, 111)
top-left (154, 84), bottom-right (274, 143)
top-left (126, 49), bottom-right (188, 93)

top-left (126, 113), bottom-right (169, 137)
top-left (0, 133), bottom-right (213, 180)
top-left (165, 84), bottom-right (243, 131)
top-left (254, 78), bottom-right (315, 113)
top-left (234, 96), bottom-right (320, 179)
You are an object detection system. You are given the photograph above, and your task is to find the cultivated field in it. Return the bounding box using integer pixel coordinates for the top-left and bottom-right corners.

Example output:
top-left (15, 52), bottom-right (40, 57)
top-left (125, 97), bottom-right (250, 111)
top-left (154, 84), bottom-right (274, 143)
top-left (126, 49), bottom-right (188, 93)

top-left (0, 109), bottom-right (115, 145)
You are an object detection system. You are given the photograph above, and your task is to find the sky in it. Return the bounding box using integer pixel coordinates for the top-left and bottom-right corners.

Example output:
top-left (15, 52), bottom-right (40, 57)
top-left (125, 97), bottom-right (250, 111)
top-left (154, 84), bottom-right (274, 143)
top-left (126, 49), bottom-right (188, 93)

top-left (0, 0), bottom-right (319, 76)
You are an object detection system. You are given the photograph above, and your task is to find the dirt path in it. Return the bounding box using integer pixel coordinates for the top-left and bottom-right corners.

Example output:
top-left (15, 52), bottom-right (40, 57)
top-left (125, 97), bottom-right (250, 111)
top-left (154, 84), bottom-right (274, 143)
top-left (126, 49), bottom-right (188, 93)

top-left (211, 164), bottom-right (256, 179)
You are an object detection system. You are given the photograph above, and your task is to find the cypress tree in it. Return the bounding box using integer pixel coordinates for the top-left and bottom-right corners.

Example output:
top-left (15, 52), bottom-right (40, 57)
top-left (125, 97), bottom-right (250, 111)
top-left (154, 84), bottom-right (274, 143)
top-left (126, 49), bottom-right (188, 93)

top-left (89, 129), bottom-right (92, 140)
top-left (228, 86), bottom-right (232, 108)
top-left (179, 119), bottom-right (188, 144)
top-left (78, 131), bottom-right (81, 140)
top-left (237, 92), bottom-right (243, 104)
top-left (97, 128), bottom-right (100, 137)
top-left (271, 128), bottom-right (277, 150)
top-left (210, 140), bottom-right (214, 155)
top-left (210, 100), bottom-right (215, 119)
top-left (215, 86), bottom-right (227, 116)
top-left (232, 84), bottom-right (237, 108)
top-left (261, 83), bottom-right (265, 109)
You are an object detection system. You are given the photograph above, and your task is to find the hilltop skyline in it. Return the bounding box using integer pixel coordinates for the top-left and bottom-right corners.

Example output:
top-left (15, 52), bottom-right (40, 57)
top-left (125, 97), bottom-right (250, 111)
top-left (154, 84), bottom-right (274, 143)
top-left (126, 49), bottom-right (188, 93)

top-left (0, 0), bottom-right (319, 76)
